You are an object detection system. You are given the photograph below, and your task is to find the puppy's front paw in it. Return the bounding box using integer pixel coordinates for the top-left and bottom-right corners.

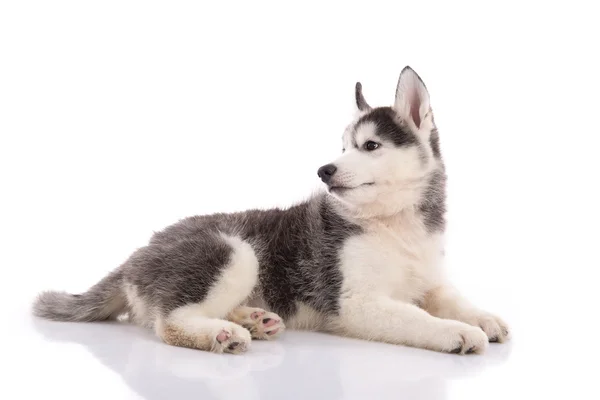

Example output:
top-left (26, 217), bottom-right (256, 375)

top-left (464, 312), bottom-right (510, 343)
top-left (435, 321), bottom-right (489, 355)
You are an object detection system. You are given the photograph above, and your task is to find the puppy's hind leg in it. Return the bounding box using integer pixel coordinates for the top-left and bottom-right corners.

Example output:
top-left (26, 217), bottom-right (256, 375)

top-left (156, 235), bottom-right (260, 354)
top-left (158, 309), bottom-right (252, 354)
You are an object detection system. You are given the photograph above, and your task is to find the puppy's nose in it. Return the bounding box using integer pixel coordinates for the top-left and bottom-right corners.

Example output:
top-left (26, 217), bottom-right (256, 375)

top-left (317, 164), bottom-right (337, 183)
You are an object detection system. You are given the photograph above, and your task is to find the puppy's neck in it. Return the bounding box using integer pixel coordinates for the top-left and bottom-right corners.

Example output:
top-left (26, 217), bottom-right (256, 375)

top-left (330, 195), bottom-right (425, 233)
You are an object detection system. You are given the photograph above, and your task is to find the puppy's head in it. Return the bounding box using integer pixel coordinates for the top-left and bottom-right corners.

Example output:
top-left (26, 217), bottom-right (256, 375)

top-left (318, 66), bottom-right (442, 216)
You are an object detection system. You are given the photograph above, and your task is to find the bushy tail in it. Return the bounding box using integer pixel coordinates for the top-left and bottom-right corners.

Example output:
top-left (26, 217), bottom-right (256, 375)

top-left (33, 269), bottom-right (127, 322)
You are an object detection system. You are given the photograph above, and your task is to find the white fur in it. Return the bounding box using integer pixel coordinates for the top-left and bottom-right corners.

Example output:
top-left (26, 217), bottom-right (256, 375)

top-left (124, 283), bottom-right (156, 328)
top-left (285, 302), bottom-right (329, 331)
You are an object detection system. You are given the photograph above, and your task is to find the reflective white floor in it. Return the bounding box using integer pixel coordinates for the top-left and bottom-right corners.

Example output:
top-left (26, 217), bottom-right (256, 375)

top-left (6, 295), bottom-right (598, 400)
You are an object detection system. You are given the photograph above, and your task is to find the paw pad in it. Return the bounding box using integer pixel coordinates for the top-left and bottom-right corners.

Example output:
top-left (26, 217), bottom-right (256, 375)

top-left (251, 311), bottom-right (265, 320)
top-left (227, 341), bottom-right (241, 351)
top-left (262, 317), bottom-right (279, 328)
top-left (216, 329), bottom-right (231, 344)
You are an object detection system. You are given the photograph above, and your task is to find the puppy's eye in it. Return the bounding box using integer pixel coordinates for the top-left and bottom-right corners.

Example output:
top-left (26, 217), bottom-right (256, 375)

top-left (364, 141), bottom-right (380, 151)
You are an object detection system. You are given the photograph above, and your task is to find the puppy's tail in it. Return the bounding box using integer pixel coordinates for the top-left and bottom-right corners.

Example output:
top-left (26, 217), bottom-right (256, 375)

top-left (32, 269), bottom-right (127, 322)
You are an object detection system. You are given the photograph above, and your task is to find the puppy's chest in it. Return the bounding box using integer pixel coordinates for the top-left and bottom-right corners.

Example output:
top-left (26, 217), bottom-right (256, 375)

top-left (340, 218), bottom-right (443, 302)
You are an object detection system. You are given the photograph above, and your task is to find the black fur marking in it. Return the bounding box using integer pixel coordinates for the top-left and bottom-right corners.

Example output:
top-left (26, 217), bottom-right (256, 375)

top-left (356, 107), bottom-right (418, 148)
top-left (418, 169), bottom-right (447, 233)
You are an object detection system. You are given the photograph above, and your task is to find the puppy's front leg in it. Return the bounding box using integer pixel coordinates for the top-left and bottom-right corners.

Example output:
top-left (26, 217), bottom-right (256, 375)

top-left (422, 285), bottom-right (510, 343)
top-left (338, 296), bottom-right (488, 354)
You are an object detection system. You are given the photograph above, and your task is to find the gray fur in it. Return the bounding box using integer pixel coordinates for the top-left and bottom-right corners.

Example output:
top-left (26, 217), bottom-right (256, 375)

top-left (33, 269), bottom-right (126, 321)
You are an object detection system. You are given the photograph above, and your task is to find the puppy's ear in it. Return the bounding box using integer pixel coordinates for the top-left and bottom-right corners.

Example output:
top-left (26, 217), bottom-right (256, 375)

top-left (355, 82), bottom-right (372, 112)
top-left (393, 66), bottom-right (430, 129)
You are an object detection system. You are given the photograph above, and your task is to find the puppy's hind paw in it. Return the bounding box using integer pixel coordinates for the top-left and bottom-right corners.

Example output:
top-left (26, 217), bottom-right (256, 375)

top-left (249, 311), bottom-right (285, 339)
top-left (228, 306), bottom-right (286, 340)
top-left (214, 324), bottom-right (252, 354)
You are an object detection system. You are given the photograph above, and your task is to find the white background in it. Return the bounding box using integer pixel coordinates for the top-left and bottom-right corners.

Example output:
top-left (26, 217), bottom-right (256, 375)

top-left (1, 1), bottom-right (599, 399)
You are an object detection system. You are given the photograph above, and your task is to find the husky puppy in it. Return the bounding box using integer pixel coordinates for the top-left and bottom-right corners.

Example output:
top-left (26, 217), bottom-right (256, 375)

top-left (33, 66), bottom-right (509, 355)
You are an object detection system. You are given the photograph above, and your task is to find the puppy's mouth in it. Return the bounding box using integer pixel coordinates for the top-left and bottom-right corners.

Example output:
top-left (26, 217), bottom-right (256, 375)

top-left (328, 182), bottom-right (375, 193)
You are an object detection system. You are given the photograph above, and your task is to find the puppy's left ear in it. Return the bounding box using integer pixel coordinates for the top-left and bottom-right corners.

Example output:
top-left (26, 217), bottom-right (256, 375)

top-left (355, 82), bottom-right (372, 112)
top-left (393, 66), bottom-right (431, 129)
